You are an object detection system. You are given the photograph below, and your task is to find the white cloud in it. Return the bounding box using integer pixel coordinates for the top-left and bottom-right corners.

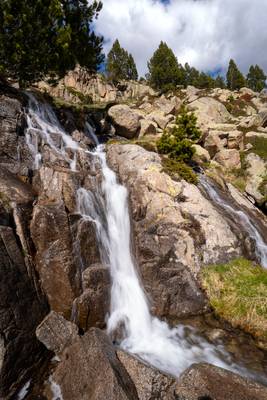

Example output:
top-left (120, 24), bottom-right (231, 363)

top-left (94, 0), bottom-right (267, 77)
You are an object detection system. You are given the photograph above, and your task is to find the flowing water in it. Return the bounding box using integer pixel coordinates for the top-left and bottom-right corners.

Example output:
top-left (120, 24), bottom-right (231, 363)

top-left (199, 175), bottom-right (267, 268)
top-left (25, 92), bottom-right (80, 170)
top-left (25, 94), bottom-right (267, 383)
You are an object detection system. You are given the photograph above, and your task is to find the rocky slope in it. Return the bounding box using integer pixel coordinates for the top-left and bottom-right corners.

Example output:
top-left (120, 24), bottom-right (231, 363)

top-left (0, 76), bottom-right (267, 399)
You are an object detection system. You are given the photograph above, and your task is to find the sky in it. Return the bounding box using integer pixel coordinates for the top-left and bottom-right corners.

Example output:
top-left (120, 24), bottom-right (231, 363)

top-left (94, 0), bottom-right (267, 77)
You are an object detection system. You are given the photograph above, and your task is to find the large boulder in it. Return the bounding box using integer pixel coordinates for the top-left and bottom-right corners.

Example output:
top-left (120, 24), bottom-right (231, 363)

top-left (245, 153), bottom-right (267, 205)
top-left (175, 363), bottom-right (267, 400)
top-left (44, 328), bottom-right (139, 400)
top-left (117, 350), bottom-right (176, 400)
top-left (107, 144), bottom-right (244, 321)
top-left (139, 119), bottom-right (157, 137)
top-left (36, 311), bottom-right (78, 355)
top-left (73, 264), bottom-right (110, 330)
top-left (214, 149), bottom-right (241, 169)
top-left (192, 144), bottom-right (211, 164)
top-left (108, 105), bottom-right (141, 139)
top-left (147, 111), bottom-right (174, 130)
top-left (188, 97), bottom-right (232, 128)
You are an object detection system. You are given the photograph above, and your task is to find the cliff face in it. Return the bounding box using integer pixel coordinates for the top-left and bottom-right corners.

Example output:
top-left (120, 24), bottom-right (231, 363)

top-left (0, 80), bottom-right (267, 399)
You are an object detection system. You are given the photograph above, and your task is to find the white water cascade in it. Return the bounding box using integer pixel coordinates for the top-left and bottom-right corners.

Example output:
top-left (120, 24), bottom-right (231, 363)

top-left (25, 93), bottom-right (80, 170)
top-left (199, 176), bottom-right (267, 268)
top-left (24, 94), bottom-right (266, 383)
top-left (77, 145), bottom-right (265, 381)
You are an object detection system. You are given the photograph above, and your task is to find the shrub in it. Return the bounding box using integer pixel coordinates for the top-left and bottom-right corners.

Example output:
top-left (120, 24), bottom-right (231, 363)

top-left (156, 106), bottom-right (200, 183)
top-left (157, 105), bottom-right (201, 162)
top-left (161, 157), bottom-right (198, 184)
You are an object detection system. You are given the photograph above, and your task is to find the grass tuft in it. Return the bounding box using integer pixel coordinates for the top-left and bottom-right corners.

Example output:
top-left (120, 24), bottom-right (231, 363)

top-left (201, 258), bottom-right (267, 346)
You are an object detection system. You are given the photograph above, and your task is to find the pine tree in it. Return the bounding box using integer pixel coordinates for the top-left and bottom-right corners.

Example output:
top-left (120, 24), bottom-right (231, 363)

top-left (214, 75), bottom-right (226, 89)
top-left (0, 0), bottom-right (104, 86)
top-left (157, 105), bottom-right (201, 162)
top-left (106, 39), bottom-right (138, 82)
top-left (126, 54), bottom-right (138, 81)
top-left (147, 41), bottom-right (184, 92)
top-left (226, 59), bottom-right (246, 90)
top-left (247, 65), bottom-right (266, 92)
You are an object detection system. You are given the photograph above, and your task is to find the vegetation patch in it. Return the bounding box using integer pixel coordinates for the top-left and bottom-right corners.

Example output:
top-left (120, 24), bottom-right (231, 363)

top-left (156, 105), bottom-right (201, 184)
top-left (161, 157), bottom-right (198, 184)
top-left (201, 258), bottom-right (267, 346)
top-left (245, 136), bottom-right (267, 160)
top-left (65, 86), bottom-right (93, 104)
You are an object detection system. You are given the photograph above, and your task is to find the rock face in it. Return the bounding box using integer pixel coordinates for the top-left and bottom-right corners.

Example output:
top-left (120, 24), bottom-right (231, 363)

top-left (0, 164), bottom-right (48, 398)
top-left (175, 363), bottom-right (267, 400)
top-left (46, 328), bottom-right (139, 400)
top-left (107, 144), bottom-right (245, 320)
top-left (108, 104), bottom-right (141, 138)
top-left (31, 201), bottom-right (79, 318)
top-left (36, 311), bottom-right (78, 355)
top-left (38, 67), bottom-right (156, 104)
top-left (117, 351), bottom-right (176, 400)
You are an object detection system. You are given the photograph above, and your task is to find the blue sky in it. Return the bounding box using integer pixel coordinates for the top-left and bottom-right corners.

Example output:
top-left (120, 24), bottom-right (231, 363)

top-left (95, 0), bottom-right (267, 76)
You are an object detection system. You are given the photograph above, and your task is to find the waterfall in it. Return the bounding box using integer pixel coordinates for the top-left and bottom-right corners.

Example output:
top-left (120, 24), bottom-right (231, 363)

top-left (25, 92), bottom-right (80, 170)
top-left (24, 94), bottom-right (266, 382)
top-left (199, 176), bottom-right (267, 268)
top-left (77, 145), bottom-right (264, 380)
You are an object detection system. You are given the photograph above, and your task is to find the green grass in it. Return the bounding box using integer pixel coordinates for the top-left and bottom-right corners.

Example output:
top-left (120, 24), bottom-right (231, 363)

top-left (201, 258), bottom-right (267, 345)
top-left (161, 157), bottom-right (198, 184)
top-left (245, 136), bottom-right (267, 160)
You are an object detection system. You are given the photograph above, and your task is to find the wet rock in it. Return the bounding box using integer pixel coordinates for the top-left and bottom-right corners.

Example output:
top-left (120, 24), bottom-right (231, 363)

top-left (36, 311), bottom-right (78, 355)
top-left (117, 350), bottom-right (177, 400)
top-left (174, 363), bottom-right (267, 400)
top-left (108, 104), bottom-right (141, 139)
top-left (30, 201), bottom-right (78, 318)
top-left (47, 328), bottom-right (139, 400)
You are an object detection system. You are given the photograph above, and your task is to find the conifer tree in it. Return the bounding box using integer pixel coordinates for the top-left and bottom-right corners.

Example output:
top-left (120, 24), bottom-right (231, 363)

top-left (106, 39), bottom-right (138, 82)
top-left (247, 65), bottom-right (266, 92)
top-left (226, 59), bottom-right (246, 90)
top-left (147, 41), bottom-right (184, 92)
top-left (157, 105), bottom-right (201, 162)
top-left (214, 75), bottom-right (226, 89)
top-left (0, 0), bottom-right (104, 86)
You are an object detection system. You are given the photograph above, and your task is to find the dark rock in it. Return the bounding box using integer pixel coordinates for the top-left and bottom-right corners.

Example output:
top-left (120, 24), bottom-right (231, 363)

top-left (0, 225), bottom-right (47, 399)
top-left (46, 328), bottom-right (139, 400)
top-left (73, 264), bottom-right (110, 330)
top-left (117, 350), bottom-right (177, 399)
top-left (174, 363), bottom-right (267, 400)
